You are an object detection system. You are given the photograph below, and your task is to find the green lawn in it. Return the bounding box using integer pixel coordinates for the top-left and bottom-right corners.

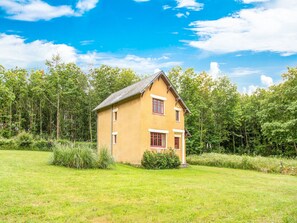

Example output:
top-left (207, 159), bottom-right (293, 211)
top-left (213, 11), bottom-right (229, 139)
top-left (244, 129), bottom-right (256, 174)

top-left (0, 151), bottom-right (297, 223)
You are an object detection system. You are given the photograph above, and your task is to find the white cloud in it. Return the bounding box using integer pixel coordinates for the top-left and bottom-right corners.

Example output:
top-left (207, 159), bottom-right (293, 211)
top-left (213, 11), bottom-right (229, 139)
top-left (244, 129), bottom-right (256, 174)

top-left (242, 85), bottom-right (258, 95)
top-left (209, 62), bottom-right (221, 79)
top-left (0, 0), bottom-right (99, 21)
top-left (0, 33), bottom-right (182, 74)
top-left (80, 40), bottom-right (95, 46)
top-left (76, 0), bottom-right (99, 14)
top-left (176, 0), bottom-right (203, 11)
top-left (0, 33), bottom-right (77, 68)
top-left (176, 13), bottom-right (186, 18)
top-left (229, 67), bottom-right (261, 77)
top-left (242, 0), bottom-right (269, 3)
top-left (163, 5), bottom-right (171, 10)
top-left (188, 0), bottom-right (297, 55)
top-left (261, 74), bottom-right (273, 86)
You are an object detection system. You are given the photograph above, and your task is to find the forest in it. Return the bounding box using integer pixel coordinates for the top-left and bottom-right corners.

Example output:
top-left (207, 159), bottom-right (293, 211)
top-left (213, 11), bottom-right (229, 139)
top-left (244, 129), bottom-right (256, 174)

top-left (0, 55), bottom-right (296, 157)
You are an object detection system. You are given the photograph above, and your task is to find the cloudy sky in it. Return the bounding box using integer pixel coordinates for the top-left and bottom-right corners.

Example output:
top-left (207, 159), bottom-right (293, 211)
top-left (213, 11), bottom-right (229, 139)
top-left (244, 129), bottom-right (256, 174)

top-left (1, 0), bottom-right (297, 93)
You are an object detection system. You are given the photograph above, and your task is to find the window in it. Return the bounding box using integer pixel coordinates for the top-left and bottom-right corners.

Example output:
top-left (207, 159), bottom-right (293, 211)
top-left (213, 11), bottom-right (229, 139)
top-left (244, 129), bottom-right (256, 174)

top-left (174, 137), bottom-right (180, 149)
top-left (152, 98), bottom-right (164, 114)
top-left (150, 132), bottom-right (166, 148)
top-left (176, 110), bottom-right (180, 122)
top-left (114, 111), bottom-right (117, 121)
top-left (113, 134), bottom-right (117, 144)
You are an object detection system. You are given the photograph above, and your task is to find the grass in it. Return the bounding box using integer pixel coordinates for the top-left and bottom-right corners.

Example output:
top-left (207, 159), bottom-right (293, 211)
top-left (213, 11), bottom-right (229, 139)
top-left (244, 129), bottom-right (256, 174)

top-left (0, 150), bottom-right (297, 223)
top-left (187, 153), bottom-right (297, 176)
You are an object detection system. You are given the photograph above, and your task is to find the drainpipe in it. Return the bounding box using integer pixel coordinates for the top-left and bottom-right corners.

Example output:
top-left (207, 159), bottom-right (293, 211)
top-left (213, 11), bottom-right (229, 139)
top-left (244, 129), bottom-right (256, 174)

top-left (110, 105), bottom-right (113, 156)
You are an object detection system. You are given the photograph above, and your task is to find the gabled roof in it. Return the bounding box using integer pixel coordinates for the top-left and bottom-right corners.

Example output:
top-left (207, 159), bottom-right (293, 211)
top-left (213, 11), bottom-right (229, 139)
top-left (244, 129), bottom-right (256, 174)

top-left (93, 71), bottom-right (190, 113)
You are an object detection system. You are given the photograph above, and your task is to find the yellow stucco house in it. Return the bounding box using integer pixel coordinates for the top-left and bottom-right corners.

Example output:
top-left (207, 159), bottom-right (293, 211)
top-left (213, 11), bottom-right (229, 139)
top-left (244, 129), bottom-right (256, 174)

top-left (93, 71), bottom-right (190, 165)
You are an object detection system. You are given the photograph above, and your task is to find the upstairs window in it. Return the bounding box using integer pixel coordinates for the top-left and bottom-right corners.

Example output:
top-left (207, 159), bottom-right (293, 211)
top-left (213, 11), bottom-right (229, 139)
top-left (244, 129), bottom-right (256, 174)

top-left (150, 132), bottom-right (166, 148)
top-left (152, 98), bottom-right (164, 115)
top-left (176, 110), bottom-right (180, 122)
top-left (114, 111), bottom-right (117, 121)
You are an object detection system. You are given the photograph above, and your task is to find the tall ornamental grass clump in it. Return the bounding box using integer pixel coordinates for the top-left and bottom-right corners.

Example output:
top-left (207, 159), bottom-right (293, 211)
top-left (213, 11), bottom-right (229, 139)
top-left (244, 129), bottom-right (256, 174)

top-left (51, 144), bottom-right (114, 169)
top-left (187, 153), bottom-right (297, 176)
top-left (141, 149), bottom-right (181, 169)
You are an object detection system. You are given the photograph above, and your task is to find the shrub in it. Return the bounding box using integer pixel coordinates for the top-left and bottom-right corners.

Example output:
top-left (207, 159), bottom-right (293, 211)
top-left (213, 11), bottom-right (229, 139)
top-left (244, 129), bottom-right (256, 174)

top-left (33, 139), bottom-right (54, 151)
top-left (97, 147), bottom-right (114, 169)
top-left (51, 145), bottom-right (114, 169)
top-left (0, 138), bottom-right (16, 150)
top-left (141, 149), bottom-right (181, 169)
top-left (187, 153), bottom-right (297, 176)
top-left (16, 132), bottom-right (33, 148)
top-left (51, 145), bottom-right (97, 169)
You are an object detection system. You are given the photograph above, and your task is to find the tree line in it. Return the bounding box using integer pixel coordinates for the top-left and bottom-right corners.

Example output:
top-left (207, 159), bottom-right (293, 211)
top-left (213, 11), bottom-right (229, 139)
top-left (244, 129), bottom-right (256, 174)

top-left (0, 56), bottom-right (296, 156)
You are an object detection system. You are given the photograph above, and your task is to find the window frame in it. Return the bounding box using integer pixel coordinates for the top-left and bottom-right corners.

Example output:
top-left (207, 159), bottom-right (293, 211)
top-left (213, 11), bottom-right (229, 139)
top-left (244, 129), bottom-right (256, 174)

top-left (152, 98), bottom-right (164, 115)
top-left (150, 132), bottom-right (166, 148)
top-left (175, 110), bottom-right (180, 122)
top-left (174, 136), bottom-right (180, 149)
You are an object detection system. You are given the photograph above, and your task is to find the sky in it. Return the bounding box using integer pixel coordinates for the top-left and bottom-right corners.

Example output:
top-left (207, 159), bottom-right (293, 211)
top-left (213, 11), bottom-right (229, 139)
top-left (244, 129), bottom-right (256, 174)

top-left (1, 0), bottom-right (297, 93)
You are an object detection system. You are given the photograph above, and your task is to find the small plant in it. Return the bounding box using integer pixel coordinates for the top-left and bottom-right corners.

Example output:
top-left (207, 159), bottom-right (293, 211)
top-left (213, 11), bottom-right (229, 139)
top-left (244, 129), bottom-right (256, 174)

top-left (97, 147), bottom-right (114, 169)
top-left (16, 131), bottom-right (33, 148)
top-left (141, 149), bottom-right (181, 169)
top-left (51, 145), bottom-right (97, 169)
top-left (51, 144), bottom-right (114, 169)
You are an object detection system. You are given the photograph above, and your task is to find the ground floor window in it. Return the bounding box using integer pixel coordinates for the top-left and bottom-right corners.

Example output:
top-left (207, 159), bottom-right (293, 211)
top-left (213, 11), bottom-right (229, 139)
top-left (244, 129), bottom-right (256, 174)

top-left (174, 137), bottom-right (180, 149)
top-left (150, 132), bottom-right (166, 148)
top-left (113, 134), bottom-right (117, 144)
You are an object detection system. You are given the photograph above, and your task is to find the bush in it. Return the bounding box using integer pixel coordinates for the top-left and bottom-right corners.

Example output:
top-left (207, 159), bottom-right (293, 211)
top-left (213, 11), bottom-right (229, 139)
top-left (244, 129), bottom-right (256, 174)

top-left (0, 138), bottom-right (16, 150)
top-left (16, 132), bottom-right (33, 148)
top-left (187, 153), bottom-right (297, 176)
top-left (141, 149), bottom-right (181, 169)
top-left (33, 139), bottom-right (54, 151)
top-left (51, 145), bottom-right (114, 169)
top-left (97, 147), bottom-right (114, 169)
top-left (51, 145), bottom-right (97, 169)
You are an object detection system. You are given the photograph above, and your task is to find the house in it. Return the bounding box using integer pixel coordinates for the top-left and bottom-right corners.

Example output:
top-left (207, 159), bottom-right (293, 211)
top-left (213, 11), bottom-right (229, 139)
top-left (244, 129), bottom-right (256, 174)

top-left (93, 71), bottom-right (190, 164)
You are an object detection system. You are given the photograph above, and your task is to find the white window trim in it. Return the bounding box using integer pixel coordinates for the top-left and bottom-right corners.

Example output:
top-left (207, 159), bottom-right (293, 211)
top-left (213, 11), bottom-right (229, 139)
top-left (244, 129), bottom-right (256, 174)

top-left (174, 135), bottom-right (181, 138)
top-left (113, 108), bottom-right (118, 121)
top-left (173, 129), bottom-right (184, 133)
top-left (112, 133), bottom-right (118, 145)
top-left (174, 107), bottom-right (182, 111)
top-left (150, 94), bottom-right (167, 101)
top-left (148, 129), bottom-right (169, 134)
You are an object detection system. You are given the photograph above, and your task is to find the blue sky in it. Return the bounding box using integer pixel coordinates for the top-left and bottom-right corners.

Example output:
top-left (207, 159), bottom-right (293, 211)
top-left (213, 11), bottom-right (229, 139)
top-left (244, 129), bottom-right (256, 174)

top-left (1, 0), bottom-right (297, 93)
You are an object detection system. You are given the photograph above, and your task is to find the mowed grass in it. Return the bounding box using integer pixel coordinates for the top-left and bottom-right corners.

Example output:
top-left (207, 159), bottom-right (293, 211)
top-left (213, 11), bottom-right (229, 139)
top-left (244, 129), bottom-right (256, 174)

top-left (0, 151), bottom-right (297, 223)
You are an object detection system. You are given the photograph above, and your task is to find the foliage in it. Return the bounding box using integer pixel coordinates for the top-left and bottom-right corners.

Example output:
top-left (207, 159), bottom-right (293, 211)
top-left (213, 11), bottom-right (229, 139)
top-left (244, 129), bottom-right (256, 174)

top-left (16, 131), bottom-right (33, 148)
top-left (141, 149), bottom-right (181, 169)
top-left (97, 147), bottom-right (114, 169)
top-left (187, 153), bottom-right (297, 176)
top-left (1, 150), bottom-right (297, 222)
top-left (0, 59), bottom-right (296, 157)
top-left (51, 144), bottom-right (114, 169)
top-left (51, 145), bottom-right (97, 169)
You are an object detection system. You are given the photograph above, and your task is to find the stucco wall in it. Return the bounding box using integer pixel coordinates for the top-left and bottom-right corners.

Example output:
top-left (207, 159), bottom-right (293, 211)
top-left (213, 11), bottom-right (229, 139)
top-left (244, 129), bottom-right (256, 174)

top-left (139, 76), bottom-right (185, 162)
top-left (97, 75), bottom-right (186, 164)
top-left (97, 97), bottom-right (142, 164)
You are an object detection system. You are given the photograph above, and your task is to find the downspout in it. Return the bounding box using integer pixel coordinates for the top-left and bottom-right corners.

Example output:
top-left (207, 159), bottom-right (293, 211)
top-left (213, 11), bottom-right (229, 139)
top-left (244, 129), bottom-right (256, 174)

top-left (110, 105), bottom-right (113, 156)
top-left (96, 111), bottom-right (98, 152)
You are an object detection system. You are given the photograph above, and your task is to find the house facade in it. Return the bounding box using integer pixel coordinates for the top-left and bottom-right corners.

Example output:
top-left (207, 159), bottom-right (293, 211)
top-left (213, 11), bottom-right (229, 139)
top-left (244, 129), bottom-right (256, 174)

top-left (94, 71), bottom-right (190, 164)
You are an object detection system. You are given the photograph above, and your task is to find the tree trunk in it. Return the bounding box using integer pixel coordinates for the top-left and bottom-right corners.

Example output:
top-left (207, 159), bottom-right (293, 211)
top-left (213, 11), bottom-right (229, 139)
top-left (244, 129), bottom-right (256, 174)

top-left (9, 102), bottom-right (12, 137)
top-left (232, 132), bottom-right (235, 154)
top-left (56, 93), bottom-right (60, 140)
top-left (89, 111), bottom-right (93, 142)
top-left (39, 100), bottom-right (42, 135)
top-left (294, 142), bottom-right (297, 155)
